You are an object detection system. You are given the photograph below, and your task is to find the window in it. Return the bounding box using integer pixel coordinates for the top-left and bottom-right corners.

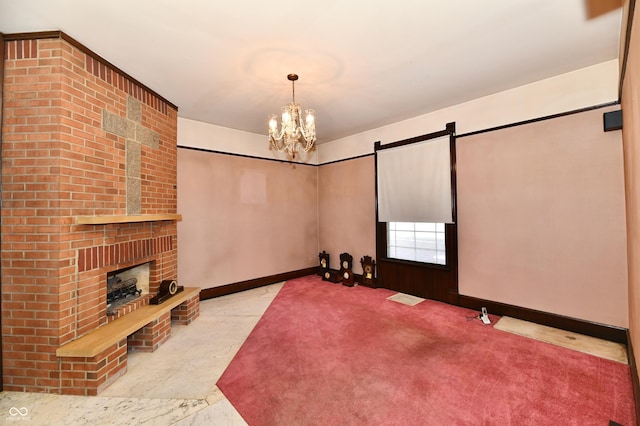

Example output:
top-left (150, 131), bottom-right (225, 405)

top-left (387, 222), bottom-right (446, 265)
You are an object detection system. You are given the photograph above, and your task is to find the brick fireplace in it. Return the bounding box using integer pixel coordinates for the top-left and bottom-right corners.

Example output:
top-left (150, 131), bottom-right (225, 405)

top-left (1, 32), bottom-right (185, 394)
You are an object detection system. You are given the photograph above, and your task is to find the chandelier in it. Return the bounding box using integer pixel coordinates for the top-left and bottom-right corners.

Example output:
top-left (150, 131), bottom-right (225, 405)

top-left (268, 73), bottom-right (316, 158)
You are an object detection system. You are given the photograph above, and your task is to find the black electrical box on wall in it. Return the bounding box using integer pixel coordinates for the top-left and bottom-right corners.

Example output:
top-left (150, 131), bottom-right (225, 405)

top-left (603, 109), bottom-right (622, 132)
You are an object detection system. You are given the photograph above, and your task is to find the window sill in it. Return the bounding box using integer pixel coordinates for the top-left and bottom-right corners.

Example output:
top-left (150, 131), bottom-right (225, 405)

top-left (380, 256), bottom-right (451, 271)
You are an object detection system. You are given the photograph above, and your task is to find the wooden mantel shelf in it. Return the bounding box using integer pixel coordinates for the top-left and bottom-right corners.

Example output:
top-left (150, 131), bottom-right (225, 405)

top-left (75, 214), bottom-right (182, 225)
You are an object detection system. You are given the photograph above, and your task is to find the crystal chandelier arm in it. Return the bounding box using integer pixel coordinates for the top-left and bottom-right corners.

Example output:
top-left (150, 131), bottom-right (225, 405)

top-left (297, 109), bottom-right (316, 152)
top-left (268, 119), bottom-right (288, 152)
top-left (298, 124), bottom-right (312, 144)
top-left (269, 126), bottom-right (285, 142)
top-left (269, 132), bottom-right (287, 153)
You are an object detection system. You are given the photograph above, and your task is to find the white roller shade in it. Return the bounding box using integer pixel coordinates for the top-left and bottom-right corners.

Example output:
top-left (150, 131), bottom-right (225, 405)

top-left (377, 135), bottom-right (453, 223)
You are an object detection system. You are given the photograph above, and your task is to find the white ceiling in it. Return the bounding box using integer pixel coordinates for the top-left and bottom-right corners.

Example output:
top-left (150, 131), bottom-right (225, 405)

top-left (0, 0), bottom-right (623, 143)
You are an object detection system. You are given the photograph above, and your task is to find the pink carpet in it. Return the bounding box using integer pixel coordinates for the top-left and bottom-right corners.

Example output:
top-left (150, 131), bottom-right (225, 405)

top-left (217, 275), bottom-right (635, 425)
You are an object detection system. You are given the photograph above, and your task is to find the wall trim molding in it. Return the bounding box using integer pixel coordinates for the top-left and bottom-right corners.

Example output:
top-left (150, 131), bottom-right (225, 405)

top-left (200, 270), bottom-right (629, 346)
top-left (199, 269), bottom-right (629, 346)
top-left (318, 153), bottom-right (374, 167)
top-left (457, 101), bottom-right (620, 139)
top-left (457, 294), bottom-right (628, 343)
top-left (199, 267), bottom-right (317, 300)
top-left (177, 145), bottom-right (317, 167)
top-left (180, 102), bottom-right (621, 165)
top-left (178, 144), bottom-right (374, 167)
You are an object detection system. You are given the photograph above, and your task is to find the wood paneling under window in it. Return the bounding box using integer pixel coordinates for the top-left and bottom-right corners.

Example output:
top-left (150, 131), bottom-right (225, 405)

top-left (376, 222), bottom-right (458, 303)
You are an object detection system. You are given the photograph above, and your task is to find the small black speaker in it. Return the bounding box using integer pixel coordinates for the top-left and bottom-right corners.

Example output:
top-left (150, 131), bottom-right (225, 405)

top-left (603, 110), bottom-right (622, 132)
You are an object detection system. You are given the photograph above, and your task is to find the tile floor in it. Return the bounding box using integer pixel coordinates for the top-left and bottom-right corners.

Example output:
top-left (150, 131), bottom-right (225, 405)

top-left (0, 282), bottom-right (284, 425)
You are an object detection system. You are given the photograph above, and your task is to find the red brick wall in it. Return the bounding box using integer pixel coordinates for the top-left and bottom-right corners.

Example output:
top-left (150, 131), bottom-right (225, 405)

top-left (1, 33), bottom-right (178, 393)
top-left (171, 293), bottom-right (201, 325)
top-left (59, 340), bottom-right (128, 396)
top-left (127, 311), bottom-right (172, 353)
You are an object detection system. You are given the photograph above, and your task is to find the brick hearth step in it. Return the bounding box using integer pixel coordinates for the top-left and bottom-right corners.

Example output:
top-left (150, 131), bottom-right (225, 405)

top-left (57, 287), bottom-right (200, 358)
top-left (55, 287), bottom-right (200, 395)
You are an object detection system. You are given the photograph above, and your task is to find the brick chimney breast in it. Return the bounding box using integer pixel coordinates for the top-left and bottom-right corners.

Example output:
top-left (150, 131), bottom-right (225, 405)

top-left (1, 33), bottom-right (179, 394)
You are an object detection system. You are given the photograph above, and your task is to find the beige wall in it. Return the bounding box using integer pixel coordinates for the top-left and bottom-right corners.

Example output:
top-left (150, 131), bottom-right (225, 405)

top-left (457, 106), bottom-right (628, 327)
top-left (318, 156), bottom-right (376, 275)
top-left (176, 58), bottom-right (628, 329)
top-left (176, 148), bottom-right (318, 288)
top-left (621, 2), bottom-right (640, 367)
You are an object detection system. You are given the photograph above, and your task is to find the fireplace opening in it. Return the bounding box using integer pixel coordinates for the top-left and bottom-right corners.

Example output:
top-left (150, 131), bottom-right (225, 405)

top-left (106, 262), bottom-right (150, 315)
